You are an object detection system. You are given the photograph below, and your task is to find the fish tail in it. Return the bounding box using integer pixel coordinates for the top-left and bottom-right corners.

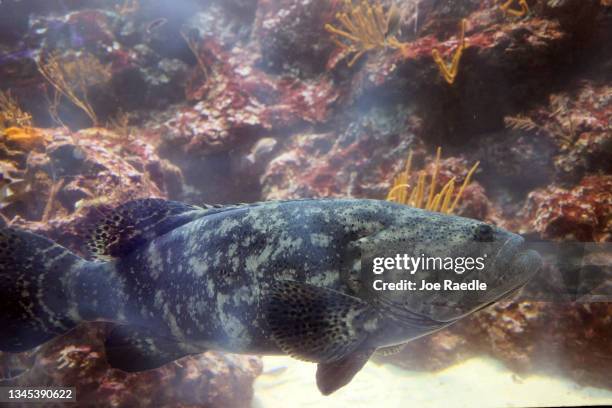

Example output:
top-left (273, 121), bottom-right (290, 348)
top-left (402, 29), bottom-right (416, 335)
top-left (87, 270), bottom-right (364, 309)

top-left (0, 227), bottom-right (87, 352)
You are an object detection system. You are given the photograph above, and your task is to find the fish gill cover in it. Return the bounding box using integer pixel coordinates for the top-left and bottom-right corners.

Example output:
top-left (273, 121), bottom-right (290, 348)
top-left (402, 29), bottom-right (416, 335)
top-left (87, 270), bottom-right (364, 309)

top-left (0, 0), bottom-right (610, 407)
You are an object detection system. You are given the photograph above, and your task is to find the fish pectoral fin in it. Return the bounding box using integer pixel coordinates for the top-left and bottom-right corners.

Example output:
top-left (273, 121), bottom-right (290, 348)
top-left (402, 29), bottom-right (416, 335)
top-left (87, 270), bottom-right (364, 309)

top-left (264, 280), bottom-right (378, 363)
top-left (104, 325), bottom-right (200, 372)
top-left (316, 348), bottom-right (375, 395)
top-left (86, 198), bottom-right (207, 260)
top-left (375, 342), bottom-right (408, 356)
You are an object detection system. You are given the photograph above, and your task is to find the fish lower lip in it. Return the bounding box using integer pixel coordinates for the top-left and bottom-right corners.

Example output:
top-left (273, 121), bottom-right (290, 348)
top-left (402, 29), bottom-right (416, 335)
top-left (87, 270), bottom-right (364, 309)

top-left (511, 249), bottom-right (543, 283)
top-left (481, 260), bottom-right (538, 309)
top-left (492, 235), bottom-right (524, 270)
top-left (503, 235), bottom-right (524, 254)
top-left (486, 248), bottom-right (542, 306)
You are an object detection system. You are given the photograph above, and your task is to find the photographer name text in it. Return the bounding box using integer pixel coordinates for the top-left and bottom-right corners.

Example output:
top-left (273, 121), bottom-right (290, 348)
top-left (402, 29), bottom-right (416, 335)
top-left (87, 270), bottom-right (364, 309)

top-left (373, 279), bottom-right (487, 291)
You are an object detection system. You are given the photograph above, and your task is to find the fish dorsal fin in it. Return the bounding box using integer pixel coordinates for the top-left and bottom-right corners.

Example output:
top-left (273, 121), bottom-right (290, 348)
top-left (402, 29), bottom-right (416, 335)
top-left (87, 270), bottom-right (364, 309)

top-left (87, 198), bottom-right (324, 260)
top-left (87, 198), bottom-right (207, 260)
top-left (104, 325), bottom-right (200, 372)
top-left (264, 280), bottom-right (378, 364)
top-left (196, 198), bottom-right (329, 214)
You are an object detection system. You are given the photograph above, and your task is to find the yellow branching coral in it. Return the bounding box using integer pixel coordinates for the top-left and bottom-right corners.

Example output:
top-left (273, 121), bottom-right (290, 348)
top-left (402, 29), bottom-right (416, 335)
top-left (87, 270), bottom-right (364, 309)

top-left (386, 147), bottom-right (480, 214)
top-left (0, 90), bottom-right (32, 130)
top-left (500, 0), bottom-right (529, 17)
top-left (37, 52), bottom-right (110, 126)
top-left (324, 0), bottom-right (405, 67)
top-left (432, 19), bottom-right (467, 85)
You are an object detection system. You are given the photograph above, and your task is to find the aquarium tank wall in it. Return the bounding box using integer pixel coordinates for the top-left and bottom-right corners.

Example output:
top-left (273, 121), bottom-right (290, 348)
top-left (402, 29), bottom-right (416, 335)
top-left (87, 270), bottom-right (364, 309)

top-left (0, 0), bottom-right (610, 407)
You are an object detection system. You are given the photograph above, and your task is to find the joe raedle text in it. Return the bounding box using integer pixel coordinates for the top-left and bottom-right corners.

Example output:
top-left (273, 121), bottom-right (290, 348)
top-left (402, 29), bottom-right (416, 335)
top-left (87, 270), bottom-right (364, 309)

top-left (373, 279), bottom-right (488, 291)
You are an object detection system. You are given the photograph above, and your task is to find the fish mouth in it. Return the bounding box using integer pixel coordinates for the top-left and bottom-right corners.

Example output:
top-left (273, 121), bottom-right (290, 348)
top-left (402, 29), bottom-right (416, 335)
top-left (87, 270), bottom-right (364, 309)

top-left (483, 236), bottom-right (542, 305)
top-left (382, 235), bottom-right (543, 325)
top-left (440, 236), bottom-right (543, 321)
top-left (493, 235), bottom-right (524, 269)
top-left (509, 248), bottom-right (542, 287)
top-left (491, 234), bottom-right (541, 280)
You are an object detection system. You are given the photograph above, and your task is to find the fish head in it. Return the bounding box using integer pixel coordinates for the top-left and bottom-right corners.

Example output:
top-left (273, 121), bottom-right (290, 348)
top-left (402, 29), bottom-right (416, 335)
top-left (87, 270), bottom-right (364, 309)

top-left (357, 206), bottom-right (542, 326)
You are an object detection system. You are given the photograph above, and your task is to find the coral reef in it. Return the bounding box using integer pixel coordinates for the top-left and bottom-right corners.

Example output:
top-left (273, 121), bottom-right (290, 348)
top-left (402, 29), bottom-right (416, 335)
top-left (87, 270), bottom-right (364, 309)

top-left (0, 0), bottom-right (610, 402)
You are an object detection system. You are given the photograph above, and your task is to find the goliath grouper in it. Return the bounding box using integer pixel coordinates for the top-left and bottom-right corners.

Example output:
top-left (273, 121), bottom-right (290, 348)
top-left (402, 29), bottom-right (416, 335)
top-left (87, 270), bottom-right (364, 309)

top-left (0, 198), bottom-right (541, 394)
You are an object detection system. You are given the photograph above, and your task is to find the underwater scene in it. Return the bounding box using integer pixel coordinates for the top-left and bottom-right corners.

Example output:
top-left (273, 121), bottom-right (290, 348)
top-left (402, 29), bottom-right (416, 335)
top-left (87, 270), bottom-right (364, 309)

top-left (0, 0), bottom-right (611, 407)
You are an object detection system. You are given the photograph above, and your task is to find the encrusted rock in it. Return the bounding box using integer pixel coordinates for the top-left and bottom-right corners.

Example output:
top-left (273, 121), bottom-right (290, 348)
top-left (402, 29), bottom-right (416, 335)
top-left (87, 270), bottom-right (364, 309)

top-left (2, 127), bottom-right (179, 253)
top-left (253, 0), bottom-right (336, 76)
top-left (521, 175), bottom-right (612, 241)
top-left (261, 104), bottom-right (419, 200)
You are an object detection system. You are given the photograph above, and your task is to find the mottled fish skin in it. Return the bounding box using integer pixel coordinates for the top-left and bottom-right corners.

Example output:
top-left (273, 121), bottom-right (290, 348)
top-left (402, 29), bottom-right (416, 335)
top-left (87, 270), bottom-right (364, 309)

top-left (75, 199), bottom-right (398, 353)
top-left (1, 198), bottom-right (541, 393)
top-left (70, 199), bottom-right (534, 351)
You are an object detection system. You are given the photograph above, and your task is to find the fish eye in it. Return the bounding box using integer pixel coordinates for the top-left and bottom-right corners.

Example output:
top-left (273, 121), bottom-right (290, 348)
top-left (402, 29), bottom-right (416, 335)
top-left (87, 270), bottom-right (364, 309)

top-left (473, 224), bottom-right (494, 242)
